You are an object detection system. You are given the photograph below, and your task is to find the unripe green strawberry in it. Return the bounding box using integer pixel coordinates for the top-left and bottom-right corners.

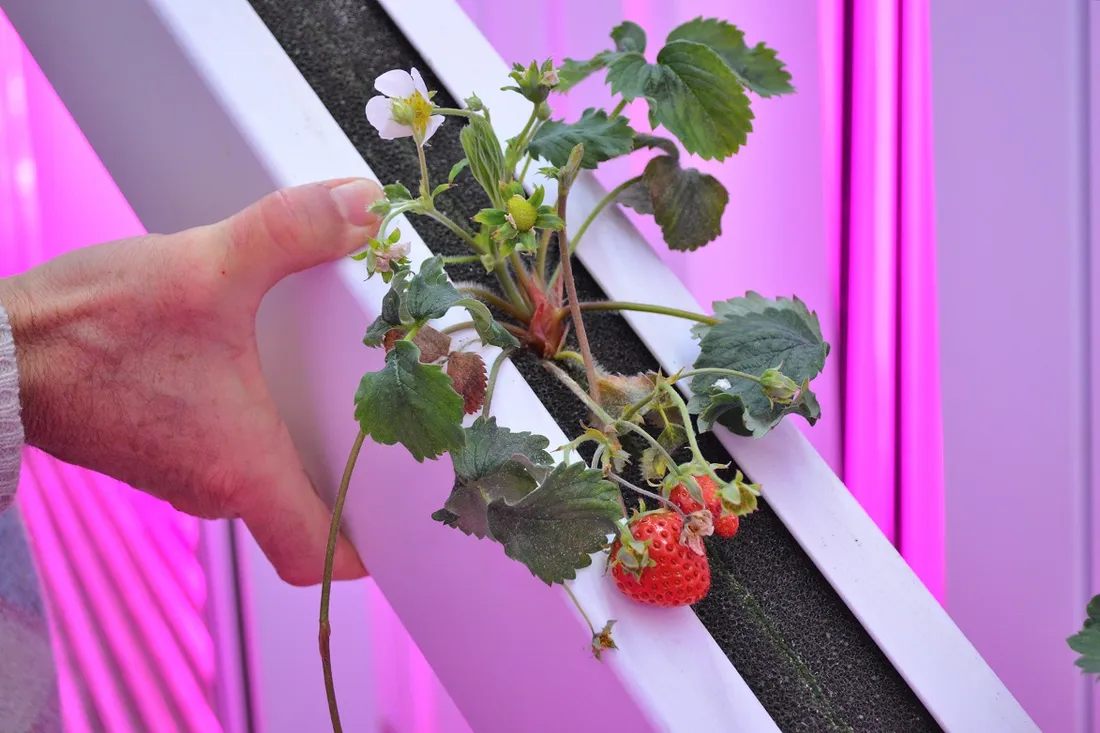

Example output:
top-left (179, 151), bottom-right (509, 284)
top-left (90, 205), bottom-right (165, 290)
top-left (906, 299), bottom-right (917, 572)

top-left (506, 195), bottom-right (537, 232)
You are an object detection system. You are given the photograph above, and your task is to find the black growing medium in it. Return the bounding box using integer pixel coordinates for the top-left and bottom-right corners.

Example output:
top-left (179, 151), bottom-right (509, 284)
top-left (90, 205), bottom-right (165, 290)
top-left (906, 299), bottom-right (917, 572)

top-left (247, 2), bottom-right (941, 731)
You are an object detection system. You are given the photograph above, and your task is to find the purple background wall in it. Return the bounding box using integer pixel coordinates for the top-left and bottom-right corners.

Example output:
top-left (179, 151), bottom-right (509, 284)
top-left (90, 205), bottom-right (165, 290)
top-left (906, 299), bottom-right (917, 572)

top-left (931, 2), bottom-right (1097, 732)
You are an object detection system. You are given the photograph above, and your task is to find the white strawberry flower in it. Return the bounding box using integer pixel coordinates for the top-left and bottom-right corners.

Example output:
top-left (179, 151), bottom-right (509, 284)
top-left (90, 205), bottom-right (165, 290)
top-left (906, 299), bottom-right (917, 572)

top-left (365, 68), bottom-right (444, 144)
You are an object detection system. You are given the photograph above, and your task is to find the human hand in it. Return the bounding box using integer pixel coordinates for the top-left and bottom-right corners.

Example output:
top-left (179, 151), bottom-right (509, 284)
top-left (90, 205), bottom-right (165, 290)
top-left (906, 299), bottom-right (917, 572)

top-left (0, 178), bottom-right (383, 585)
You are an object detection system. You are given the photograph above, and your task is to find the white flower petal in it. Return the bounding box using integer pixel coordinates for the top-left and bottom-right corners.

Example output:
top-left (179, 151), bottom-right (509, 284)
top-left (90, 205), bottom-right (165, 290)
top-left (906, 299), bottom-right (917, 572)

top-left (422, 115), bottom-right (445, 143)
top-left (410, 67), bottom-right (430, 98)
top-left (374, 69), bottom-right (417, 99)
top-left (366, 96), bottom-right (414, 139)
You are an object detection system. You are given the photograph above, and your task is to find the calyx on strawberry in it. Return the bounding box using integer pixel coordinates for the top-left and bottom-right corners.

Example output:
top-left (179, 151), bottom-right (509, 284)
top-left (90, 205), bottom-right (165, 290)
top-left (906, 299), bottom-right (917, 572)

top-left (609, 508), bottom-right (711, 608)
top-left (668, 474), bottom-right (741, 539)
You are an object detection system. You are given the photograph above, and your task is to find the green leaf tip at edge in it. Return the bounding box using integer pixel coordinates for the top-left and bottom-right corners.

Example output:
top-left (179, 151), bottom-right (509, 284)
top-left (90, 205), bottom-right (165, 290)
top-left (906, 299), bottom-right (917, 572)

top-left (1069, 594), bottom-right (1100, 676)
top-left (667, 17), bottom-right (795, 98)
top-left (354, 340), bottom-right (465, 462)
top-left (433, 420), bottom-right (621, 586)
top-left (529, 108), bottom-right (635, 170)
top-left (689, 293), bottom-right (829, 437)
top-left (486, 461), bottom-right (622, 585)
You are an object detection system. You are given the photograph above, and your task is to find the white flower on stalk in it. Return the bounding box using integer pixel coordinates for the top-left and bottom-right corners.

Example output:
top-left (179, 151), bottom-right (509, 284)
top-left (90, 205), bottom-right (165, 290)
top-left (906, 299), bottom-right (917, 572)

top-left (365, 68), bottom-right (444, 143)
top-left (714, 378), bottom-right (732, 391)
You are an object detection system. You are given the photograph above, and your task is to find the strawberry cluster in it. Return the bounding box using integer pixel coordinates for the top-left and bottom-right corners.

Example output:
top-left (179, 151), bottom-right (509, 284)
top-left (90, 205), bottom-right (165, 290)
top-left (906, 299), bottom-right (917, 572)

top-left (609, 475), bottom-right (741, 608)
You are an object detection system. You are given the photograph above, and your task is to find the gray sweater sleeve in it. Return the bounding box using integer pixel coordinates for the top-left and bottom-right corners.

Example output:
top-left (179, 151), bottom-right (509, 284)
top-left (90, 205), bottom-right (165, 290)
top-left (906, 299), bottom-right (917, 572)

top-left (0, 303), bottom-right (23, 515)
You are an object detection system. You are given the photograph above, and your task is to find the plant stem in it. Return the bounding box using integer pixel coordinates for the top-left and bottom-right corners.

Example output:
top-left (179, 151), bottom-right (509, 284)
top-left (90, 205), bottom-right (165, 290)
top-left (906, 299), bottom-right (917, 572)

top-left (564, 583), bottom-right (597, 636)
top-left (443, 254), bottom-right (483, 264)
top-left (590, 444), bottom-right (606, 472)
top-left (434, 107), bottom-right (477, 119)
top-left (509, 252), bottom-right (534, 309)
top-left (610, 98), bottom-right (629, 118)
top-left (620, 391), bottom-right (657, 423)
top-left (615, 420), bottom-right (680, 482)
top-left (549, 175), bottom-right (644, 288)
top-left (415, 142), bottom-right (432, 200)
top-left (505, 107), bottom-right (540, 173)
top-left (457, 286), bottom-right (528, 321)
top-left (555, 182), bottom-right (601, 407)
top-left (491, 253), bottom-right (530, 316)
top-left (606, 472), bottom-right (684, 516)
top-left (517, 154), bottom-right (534, 185)
top-left (570, 175), bottom-right (642, 256)
top-left (482, 348), bottom-right (513, 418)
top-left (535, 229), bottom-right (553, 284)
top-left (571, 301), bottom-right (719, 325)
top-left (319, 431), bottom-right (367, 733)
top-left (554, 350), bottom-right (586, 368)
top-left (441, 320), bottom-right (475, 336)
top-left (660, 384), bottom-right (724, 488)
top-left (543, 360), bottom-right (613, 425)
top-left (675, 367), bottom-right (763, 385)
top-left (378, 202), bottom-right (418, 239)
top-left (423, 209), bottom-right (484, 254)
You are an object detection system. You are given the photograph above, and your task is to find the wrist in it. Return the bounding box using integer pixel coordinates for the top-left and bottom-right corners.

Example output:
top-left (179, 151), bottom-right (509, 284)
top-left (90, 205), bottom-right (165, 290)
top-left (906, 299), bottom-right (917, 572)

top-left (0, 277), bottom-right (28, 509)
top-left (0, 273), bottom-right (52, 451)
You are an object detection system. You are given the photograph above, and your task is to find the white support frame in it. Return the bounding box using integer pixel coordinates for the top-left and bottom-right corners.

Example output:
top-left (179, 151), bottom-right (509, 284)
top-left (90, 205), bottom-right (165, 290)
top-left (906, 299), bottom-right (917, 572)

top-left (4, 0), bottom-right (1037, 730)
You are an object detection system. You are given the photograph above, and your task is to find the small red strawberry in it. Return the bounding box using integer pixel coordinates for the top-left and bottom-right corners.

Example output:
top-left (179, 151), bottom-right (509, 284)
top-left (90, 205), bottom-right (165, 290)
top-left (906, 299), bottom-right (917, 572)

top-left (668, 474), bottom-right (740, 539)
top-left (609, 510), bottom-right (710, 607)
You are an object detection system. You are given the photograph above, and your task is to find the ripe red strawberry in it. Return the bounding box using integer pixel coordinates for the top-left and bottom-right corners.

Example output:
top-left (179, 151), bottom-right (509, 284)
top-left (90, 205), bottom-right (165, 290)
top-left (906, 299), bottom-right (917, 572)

top-left (668, 474), bottom-right (740, 539)
top-left (609, 510), bottom-right (710, 607)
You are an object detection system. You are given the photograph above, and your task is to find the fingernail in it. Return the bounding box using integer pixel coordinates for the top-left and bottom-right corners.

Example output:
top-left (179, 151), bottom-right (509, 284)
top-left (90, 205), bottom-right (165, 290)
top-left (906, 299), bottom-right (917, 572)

top-left (330, 179), bottom-right (382, 228)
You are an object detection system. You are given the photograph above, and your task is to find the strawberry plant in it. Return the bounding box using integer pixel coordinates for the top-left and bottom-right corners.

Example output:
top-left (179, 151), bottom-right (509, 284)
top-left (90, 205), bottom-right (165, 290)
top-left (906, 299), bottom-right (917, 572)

top-left (320, 17), bottom-right (829, 731)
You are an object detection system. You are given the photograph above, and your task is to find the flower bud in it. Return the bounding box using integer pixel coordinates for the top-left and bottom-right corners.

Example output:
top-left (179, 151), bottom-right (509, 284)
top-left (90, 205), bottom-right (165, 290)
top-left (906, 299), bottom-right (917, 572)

top-left (760, 367), bottom-right (800, 406)
top-left (536, 101), bottom-right (552, 121)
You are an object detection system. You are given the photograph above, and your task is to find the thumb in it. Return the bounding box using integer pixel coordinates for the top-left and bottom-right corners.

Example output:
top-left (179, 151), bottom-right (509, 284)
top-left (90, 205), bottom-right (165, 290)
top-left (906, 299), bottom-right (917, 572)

top-left (218, 178), bottom-right (384, 290)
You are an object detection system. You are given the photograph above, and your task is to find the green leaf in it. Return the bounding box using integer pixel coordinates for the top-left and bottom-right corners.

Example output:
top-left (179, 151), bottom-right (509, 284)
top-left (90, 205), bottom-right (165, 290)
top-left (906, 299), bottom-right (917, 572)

top-left (473, 208), bottom-right (507, 227)
top-left (354, 340), bottom-right (465, 461)
top-left (380, 268), bottom-right (413, 326)
top-left (460, 115), bottom-right (508, 206)
top-left (667, 18), bottom-right (794, 98)
top-left (363, 316), bottom-right (393, 347)
top-left (611, 21), bottom-right (646, 53)
top-left (449, 158), bottom-right (470, 183)
top-left (619, 155), bottom-right (728, 251)
top-left (689, 293), bottom-right (829, 437)
top-left (384, 183), bottom-right (413, 201)
top-left (1069, 595), bottom-right (1100, 675)
top-left (485, 462), bottom-right (622, 584)
top-left (529, 108), bottom-right (635, 169)
top-left (556, 55), bottom-right (610, 93)
top-left (607, 41), bottom-right (753, 160)
top-left (457, 298), bottom-right (521, 348)
top-left (433, 417), bottom-right (554, 537)
top-left (405, 257), bottom-right (463, 321)
top-left (534, 211), bottom-right (564, 230)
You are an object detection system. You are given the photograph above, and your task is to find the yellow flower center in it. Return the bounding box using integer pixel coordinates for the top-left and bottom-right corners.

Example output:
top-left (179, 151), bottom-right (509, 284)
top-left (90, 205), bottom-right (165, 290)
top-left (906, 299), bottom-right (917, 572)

top-left (405, 91), bottom-right (434, 137)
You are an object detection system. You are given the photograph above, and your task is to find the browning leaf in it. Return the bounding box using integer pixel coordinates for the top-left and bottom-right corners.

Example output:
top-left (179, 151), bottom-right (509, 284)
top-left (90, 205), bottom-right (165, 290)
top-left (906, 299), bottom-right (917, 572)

top-left (382, 325), bottom-right (453, 364)
top-left (447, 351), bottom-right (488, 414)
